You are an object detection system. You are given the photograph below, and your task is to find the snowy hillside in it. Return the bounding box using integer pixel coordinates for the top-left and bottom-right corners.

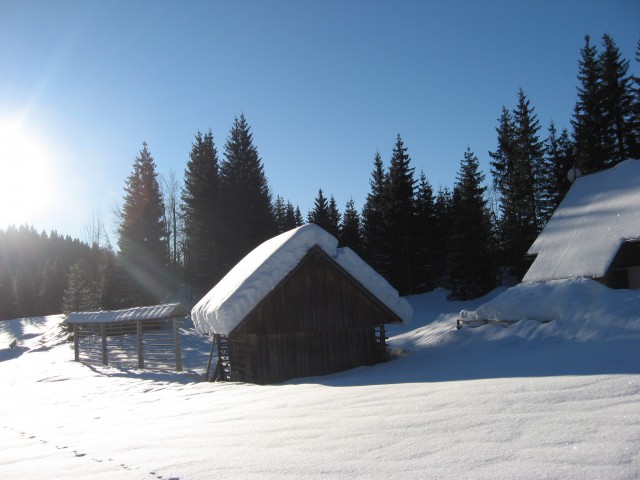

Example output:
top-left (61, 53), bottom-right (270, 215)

top-left (1, 281), bottom-right (639, 479)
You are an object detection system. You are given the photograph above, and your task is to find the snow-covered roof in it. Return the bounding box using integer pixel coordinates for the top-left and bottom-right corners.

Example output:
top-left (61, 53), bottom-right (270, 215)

top-left (191, 224), bottom-right (413, 336)
top-left (524, 159), bottom-right (640, 283)
top-left (64, 303), bottom-right (190, 324)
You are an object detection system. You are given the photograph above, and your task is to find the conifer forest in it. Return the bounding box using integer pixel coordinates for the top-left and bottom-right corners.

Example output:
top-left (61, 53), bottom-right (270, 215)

top-left (1, 34), bottom-right (639, 320)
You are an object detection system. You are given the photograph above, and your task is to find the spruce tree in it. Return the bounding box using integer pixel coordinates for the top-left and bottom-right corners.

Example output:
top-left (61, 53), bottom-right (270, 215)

top-left (38, 259), bottom-right (66, 315)
top-left (412, 171), bottom-right (436, 293)
top-left (13, 260), bottom-right (39, 317)
top-left (283, 202), bottom-right (300, 230)
top-left (219, 115), bottom-right (275, 270)
top-left (117, 142), bottom-right (168, 305)
top-left (274, 198), bottom-right (301, 233)
top-left (0, 260), bottom-right (16, 320)
top-left (447, 148), bottom-right (496, 299)
top-left (514, 89), bottom-right (545, 232)
top-left (307, 189), bottom-right (333, 233)
top-left (273, 195), bottom-right (287, 234)
top-left (294, 206), bottom-right (304, 226)
top-left (490, 91), bottom-right (544, 279)
top-left (385, 134), bottom-right (416, 295)
top-left (62, 261), bottom-right (94, 314)
top-left (327, 196), bottom-right (341, 238)
top-left (599, 34), bottom-right (638, 162)
top-left (571, 33), bottom-right (638, 169)
top-left (339, 198), bottom-right (362, 253)
top-left (632, 39), bottom-right (640, 150)
top-left (431, 187), bottom-right (453, 287)
top-left (182, 130), bottom-right (223, 294)
top-left (572, 35), bottom-right (607, 173)
top-left (95, 247), bottom-right (128, 310)
top-left (538, 122), bottom-right (575, 224)
top-left (361, 151), bottom-right (389, 276)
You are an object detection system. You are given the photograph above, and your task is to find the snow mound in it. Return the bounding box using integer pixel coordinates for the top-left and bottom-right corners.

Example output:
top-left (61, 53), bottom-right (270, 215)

top-left (459, 278), bottom-right (640, 341)
top-left (192, 224), bottom-right (412, 335)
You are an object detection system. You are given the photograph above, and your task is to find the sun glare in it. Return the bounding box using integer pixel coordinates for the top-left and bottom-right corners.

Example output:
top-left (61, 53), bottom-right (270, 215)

top-left (0, 119), bottom-right (54, 228)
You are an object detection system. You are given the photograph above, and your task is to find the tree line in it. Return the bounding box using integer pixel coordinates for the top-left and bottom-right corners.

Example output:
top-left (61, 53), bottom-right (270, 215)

top-left (0, 226), bottom-right (97, 319)
top-left (0, 33), bottom-right (638, 320)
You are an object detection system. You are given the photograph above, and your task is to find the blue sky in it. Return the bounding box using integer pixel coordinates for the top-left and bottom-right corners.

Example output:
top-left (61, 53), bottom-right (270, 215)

top-left (0, 0), bottom-right (638, 242)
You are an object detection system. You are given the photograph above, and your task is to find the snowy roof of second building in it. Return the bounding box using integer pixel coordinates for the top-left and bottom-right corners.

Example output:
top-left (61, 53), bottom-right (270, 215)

top-left (64, 303), bottom-right (190, 324)
top-left (191, 224), bottom-right (413, 336)
top-left (523, 159), bottom-right (640, 283)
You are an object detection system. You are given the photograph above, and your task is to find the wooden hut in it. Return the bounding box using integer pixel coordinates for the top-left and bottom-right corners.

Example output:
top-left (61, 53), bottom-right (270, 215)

top-left (65, 303), bottom-right (189, 371)
top-left (192, 224), bottom-right (412, 384)
top-left (523, 159), bottom-right (640, 289)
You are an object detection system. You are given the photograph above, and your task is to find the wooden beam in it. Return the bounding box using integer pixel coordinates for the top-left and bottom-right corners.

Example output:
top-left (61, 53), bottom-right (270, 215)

top-left (173, 318), bottom-right (182, 372)
top-left (205, 334), bottom-right (216, 381)
top-left (137, 320), bottom-right (144, 369)
top-left (100, 324), bottom-right (108, 366)
top-left (379, 324), bottom-right (387, 361)
top-left (73, 324), bottom-right (79, 361)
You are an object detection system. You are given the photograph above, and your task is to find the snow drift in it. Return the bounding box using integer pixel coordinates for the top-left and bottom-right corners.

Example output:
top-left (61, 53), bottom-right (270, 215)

top-left (459, 278), bottom-right (640, 342)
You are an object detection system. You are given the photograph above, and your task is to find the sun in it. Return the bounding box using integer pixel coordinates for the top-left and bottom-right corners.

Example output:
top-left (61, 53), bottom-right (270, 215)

top-left (0, 119), bottom-right (54, 228)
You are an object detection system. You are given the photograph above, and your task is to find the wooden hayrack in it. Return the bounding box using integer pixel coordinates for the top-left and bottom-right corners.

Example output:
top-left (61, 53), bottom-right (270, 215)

top-left (65, 304), bottom-right (189, 371)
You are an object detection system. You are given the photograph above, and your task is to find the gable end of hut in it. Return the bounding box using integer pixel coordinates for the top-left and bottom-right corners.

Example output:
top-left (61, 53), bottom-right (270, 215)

top-left (224, 246), bottom-right (400, 383)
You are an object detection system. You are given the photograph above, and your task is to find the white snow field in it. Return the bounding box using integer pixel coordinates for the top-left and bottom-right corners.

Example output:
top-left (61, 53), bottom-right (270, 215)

top-left (1, 280), bottom-right (639, 479)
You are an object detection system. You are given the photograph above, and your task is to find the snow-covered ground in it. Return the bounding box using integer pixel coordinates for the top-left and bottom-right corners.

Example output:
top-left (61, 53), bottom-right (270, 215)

top-left (1, 279), bottom-right (639, 479)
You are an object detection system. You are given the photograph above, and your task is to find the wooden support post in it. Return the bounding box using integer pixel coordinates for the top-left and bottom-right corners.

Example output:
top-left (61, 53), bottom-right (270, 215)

top-left (173, 318), bottom-right (182, 372)
top-left (101, 324), bottom-right (108, 366)
top-left (137, 320), bottom-right (144, 369)
top-left (380, 324), bottom-right (387, 361)
top-left (205, 334), bottom-right (216, 381)
top-left (73, 324), bottom-right (79, 361)
top-left (213, 334), bottom-right (224, 382)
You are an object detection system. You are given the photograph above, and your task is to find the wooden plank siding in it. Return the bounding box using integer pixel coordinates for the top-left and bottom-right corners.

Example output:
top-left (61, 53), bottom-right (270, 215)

top-left (225, 247), bottom-right (401, 384)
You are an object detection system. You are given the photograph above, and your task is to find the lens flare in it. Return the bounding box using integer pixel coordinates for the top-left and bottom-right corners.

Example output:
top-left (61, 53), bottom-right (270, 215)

top-left (0, 119), bottom-right (55, 228)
